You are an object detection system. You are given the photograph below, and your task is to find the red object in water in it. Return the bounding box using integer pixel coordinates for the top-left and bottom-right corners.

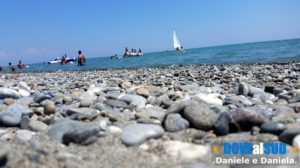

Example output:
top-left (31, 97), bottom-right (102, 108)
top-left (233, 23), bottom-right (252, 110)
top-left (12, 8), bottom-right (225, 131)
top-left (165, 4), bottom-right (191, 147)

top-left (164, 50), bottom-right (169, 52)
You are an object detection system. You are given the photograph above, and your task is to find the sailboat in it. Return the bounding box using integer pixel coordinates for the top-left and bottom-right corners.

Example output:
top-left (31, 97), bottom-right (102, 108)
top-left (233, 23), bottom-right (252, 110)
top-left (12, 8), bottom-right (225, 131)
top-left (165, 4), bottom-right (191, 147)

top-left (173, 28), bottom-right (185, 53)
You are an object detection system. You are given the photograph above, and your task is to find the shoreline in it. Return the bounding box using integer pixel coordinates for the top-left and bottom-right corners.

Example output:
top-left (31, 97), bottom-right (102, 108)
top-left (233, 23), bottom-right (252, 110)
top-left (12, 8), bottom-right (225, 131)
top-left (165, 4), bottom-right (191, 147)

top-left (1, 61), bottom-right (299, 74)
top-left (0, 62), bottom-right (300, 167)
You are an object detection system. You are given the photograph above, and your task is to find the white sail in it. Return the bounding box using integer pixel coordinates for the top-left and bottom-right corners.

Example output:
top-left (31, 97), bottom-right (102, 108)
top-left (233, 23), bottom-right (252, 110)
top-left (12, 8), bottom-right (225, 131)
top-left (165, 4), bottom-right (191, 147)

top-left (173, 29), bottom-right (181, 49)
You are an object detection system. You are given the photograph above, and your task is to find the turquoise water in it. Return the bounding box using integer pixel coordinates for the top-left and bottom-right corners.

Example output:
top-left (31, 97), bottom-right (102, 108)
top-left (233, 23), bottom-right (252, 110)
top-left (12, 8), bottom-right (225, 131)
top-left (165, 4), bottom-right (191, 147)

top-left (2, 38), bottom-right (300, 73)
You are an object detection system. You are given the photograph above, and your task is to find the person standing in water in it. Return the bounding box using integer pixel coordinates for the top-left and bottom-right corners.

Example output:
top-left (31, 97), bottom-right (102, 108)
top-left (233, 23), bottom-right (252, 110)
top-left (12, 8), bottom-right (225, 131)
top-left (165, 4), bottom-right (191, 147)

top-left (0, 66), bottom-right (3, 71)
top-left (138, 48), bottom-right (143, 56)
top-left (18, 60), bottom-right (25, 69)
top-left (8, 63), bottom-right (17, 72)
top-left (124, 47), bottom-right (129, 58)
top-left (9, 62), bottom-right (14, 70)
top-left (77, 50), bottom-right (86, 66)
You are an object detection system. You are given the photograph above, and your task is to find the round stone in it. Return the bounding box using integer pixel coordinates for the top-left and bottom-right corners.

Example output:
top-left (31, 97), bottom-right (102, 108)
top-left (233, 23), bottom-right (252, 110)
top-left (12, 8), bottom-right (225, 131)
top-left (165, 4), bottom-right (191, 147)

top-left (3, 98), bottom-right (14, 105)
top-left (164, 113), bottom-right (189, 132)
top-left (120, 123), bottom-right (164, 146)
top-left (79, 99), bottom-right (93, 107)
top-left (137, 88), bottom-right (150, 96)
top-left (44, 101), bottom-right (56, 115)
top-left (183, 101), bottom-right (218, 131)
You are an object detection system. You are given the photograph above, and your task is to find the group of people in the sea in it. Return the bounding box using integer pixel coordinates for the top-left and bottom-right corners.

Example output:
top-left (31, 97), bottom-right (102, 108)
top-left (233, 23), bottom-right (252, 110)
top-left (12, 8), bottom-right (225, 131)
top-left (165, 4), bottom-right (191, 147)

top-left (1, 50), bottom-right (87, 73)
top-left (59, 50), bottom-right (86, 66)
top-left (0, 60), bottom-right (25, 72)
top-left (111, 47), bottom-right (143, 59)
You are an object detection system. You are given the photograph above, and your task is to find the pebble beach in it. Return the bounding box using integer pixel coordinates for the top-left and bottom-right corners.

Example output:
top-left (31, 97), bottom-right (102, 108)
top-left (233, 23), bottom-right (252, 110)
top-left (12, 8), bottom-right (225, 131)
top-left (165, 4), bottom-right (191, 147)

top-left (0, 62), bottom-right (300, 167)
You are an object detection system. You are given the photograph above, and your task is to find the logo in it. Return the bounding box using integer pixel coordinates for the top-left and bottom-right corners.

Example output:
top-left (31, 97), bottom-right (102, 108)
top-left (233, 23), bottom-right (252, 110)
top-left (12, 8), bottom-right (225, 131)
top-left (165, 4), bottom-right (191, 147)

top-left (223, 142), bottom-right (286, 155)
top-left (212, 142), bottom-right (299, 165)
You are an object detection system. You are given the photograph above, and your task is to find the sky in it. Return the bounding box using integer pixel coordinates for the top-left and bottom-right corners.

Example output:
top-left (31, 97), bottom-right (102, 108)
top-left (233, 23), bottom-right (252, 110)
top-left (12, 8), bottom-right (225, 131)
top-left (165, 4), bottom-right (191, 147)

top-left (0, 0), bottom-right (300, 65)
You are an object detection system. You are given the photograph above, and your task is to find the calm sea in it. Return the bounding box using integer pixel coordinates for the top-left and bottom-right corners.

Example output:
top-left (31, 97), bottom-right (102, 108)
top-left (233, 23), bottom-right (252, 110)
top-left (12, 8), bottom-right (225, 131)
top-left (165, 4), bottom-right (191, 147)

top-left (2, 38), bottom-right (300, 73)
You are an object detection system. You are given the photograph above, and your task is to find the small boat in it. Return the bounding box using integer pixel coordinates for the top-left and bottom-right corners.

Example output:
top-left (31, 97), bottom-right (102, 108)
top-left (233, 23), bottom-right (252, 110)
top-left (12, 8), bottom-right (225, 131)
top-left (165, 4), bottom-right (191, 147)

top-left (48, 57), bottom-right (77, 64)
top-left (173, 28), bottom-right (185, 52)
top-left (124, 52), bottom-right (143, 57)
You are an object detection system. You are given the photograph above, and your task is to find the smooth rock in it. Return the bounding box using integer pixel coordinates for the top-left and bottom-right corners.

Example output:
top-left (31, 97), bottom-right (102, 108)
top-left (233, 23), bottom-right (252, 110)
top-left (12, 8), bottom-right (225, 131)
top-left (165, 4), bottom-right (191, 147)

top-left (71, 92), bottom-right (80, 97)
top-left (238, 82), bottom-right (249, 96)
top-left (292, 135), bottom-right (300, 151)
top-left (272, 113), bottom-right (295, 124)
top-left (279, 123), bottom-right (300, 144)
top-left (193, 93), bottom-right (223, 105)
top-left (164, 141), bottom-right (210, 161)
top-left (254, 93), bottom-right (275, 102)
top-left (15, 130), bottom-right (36, 141)
top-left (289, 95), bottom-right (300, 104)
top-left (166, 101), bottom-right (188, 114)
top-left (42, 114), bottom-right (55, 124)
top-left (15, 97), bottom-right (34, 106)
top-left (214, 112), bottom-right (230, 136)
top-left (156, 94), bottom-right (170, 107)
top-left (210, 105), bottom-right (229, 114)
top-left (62, 125), bottom-right (100, 145)
top-left (18, 89), bottom-right (30, 97)
top-left (137, 88), bottom-right (150, 96)
top-left (229, 108), bottom-right (266, 131)
top-left (137, 118), bottom-right (161, 125)
top-left (147, 96), bottom-right (156, 105)
top-left (143, 85), bottom-right (159, 94)
top-left (79, 99), bottom-right (93, 107)
top-left (3, 98), bottom-right (14, 105)
top-left (81, 92), bottom-right (97, 101)
top-left (120, 123), bottom-right (164, 146)
top-left (121, 81), bottom-right (131, 88)
top-left (107, 126), bottom-right (122, 135)
top-left (179, 83), bottom-right (201, 93)
top-left (63, 96), bottom-right (72, 105)
top-left (120, 94), bottom-right (147, 109)
top-left (0, 105), bottom-right (7, 112)
top-left (71, 113), bottom-right (93, 121)
top-left (251, 126), bottom-right (260, 135)
top-left (17, 81), bottom-right (31, 91)
top-left (20, 116), bottom-right (30, 130)
top-left (256, 107), bottom-right (274, 116)
top-left (92, 103), bottom-right (110, 111)
top-left (47, 119), bottom-right (81, 142)
top-left (164, 113), bottom-right (189, 132)
top-left (104, 99), bottom-right (128, 108)
top-left (66, 108), bottom-right (98, 119)
top-left (34, 94), bottom-right (51, 104)
top-left (139, 144), bottom-right (149, 151)
top-left (98, 120), bottom-right (107, 131)
top-left (29, 120), bottom-right (48, 132)
top-left (87, 86), bottom-right (103, 95)
top-left (0, 88), bottom-right (21, 99)
top-left (248, 86), bottom-right (264, 97)
top-left (224, 97), bottom-right (243, 107)
top-left (275, 106), bottom-right (295, 115)
top-left (260, 122), bottom-right (287, 135)
top-left (183, 101), bottom-right (218, 131)
top-left (108, 111), bottom-right (125, 122)
top-left (0, 104), bottom-right (30, 126)
top-left (136, 106), bottom-right (166, 122)
top-left (33, 107), bottom-right (44, 115)
top-left (44, 101), bottom-right (56, 115)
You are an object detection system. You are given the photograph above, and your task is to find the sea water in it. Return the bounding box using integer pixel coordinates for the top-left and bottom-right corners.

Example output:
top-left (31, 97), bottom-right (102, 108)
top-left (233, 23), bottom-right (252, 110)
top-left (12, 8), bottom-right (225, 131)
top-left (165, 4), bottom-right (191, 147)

top-left (2, 38), bottom-right (300, 73)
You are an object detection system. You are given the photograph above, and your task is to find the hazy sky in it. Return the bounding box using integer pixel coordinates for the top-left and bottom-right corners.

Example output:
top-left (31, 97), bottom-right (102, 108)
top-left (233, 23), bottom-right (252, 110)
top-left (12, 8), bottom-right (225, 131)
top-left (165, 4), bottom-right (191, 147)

top-left (0, 0), bottom-right (300, 65)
